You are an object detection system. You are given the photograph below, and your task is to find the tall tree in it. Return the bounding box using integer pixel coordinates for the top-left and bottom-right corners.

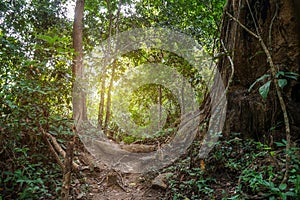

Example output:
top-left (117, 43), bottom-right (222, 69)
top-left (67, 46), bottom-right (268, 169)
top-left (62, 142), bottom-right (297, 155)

top-left (99, 0), bottom-right (122, 134)
top-left (217, 0), bottom-right (300, 142)
top-left (72, 0), bottom-right (87, 126)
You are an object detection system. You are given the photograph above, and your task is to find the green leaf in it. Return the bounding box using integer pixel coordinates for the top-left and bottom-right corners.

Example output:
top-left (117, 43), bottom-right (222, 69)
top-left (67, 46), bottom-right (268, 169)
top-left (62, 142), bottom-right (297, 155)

top-left (284, 191), bottom-right (296, 196)
top-left (284, 72), bottom-right (299, 80)
top-left (278, 79), bottom-right (287, 89)
top-left (277, 71), bottom-right (299, 80)
top-left (271, 187), bottom-right (280, 192)
top-left (276, 71), bottom-right (285, 78)
top-left (269, 196), bottom-right (276, 200)
top-left (275, 139), bottom-right (287, 147)
top-left (248, 74), bottom-right (270, 92)
top-left (279, 183), bottom-right (287, 190)
top-left (259, 80), bottom-right (271, 99)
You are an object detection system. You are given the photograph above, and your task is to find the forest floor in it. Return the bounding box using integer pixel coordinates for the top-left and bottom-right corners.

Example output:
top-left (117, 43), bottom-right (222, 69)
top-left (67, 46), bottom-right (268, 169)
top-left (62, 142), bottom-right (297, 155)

top-left (66, 132), bottom-right (300, 200)
top-left (69, 138), bottom-right (240, 200)
top-left (70, 140), bottom-right (168, 200)
top-left (74, 167), bottom-right (166, 200)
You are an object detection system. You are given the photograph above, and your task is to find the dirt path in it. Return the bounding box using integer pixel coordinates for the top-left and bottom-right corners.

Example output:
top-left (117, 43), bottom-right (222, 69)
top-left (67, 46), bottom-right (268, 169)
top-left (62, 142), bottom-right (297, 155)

top-left (72, 151), bottom-right (167, 200)
top-left (90, 172), bottom-right (164, 200)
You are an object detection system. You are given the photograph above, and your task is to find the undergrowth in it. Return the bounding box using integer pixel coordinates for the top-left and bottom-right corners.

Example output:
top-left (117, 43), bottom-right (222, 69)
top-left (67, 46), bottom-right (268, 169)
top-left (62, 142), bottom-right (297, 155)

top-left (0, 145), bottom-right (63, 199)
top-left (0, 116), bottom-right (73, 199)
top-left (165, 134), bottom-right (300, 200)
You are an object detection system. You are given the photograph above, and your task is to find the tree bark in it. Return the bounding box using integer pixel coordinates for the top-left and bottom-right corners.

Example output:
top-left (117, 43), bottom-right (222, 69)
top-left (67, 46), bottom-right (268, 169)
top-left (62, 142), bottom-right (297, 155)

top-left (98, 0), bottom-right (122, 132)
top-left (104, 63), bottom-right (116, 135)
top-left (61, 140), bottom-right (75, 200)
top-left (72, 0), bottom-right (87, 127)
top-left (158, 85), bottom-right (162, 129)
top-left (218, 0), bottom-right (300, 141)
top-left (98, 0), bottom-right (114, 130)
top-left (98, 73), bottom-right (106, 129)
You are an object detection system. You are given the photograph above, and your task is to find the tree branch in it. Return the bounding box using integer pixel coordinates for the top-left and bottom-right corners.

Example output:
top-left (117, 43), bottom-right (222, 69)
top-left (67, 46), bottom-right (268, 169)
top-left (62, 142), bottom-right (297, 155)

top-left (220, 39), bottom-right (234, 94)
top-left (40, 127), bottom-right (79, 171)
top-left (61, 139), bottom-right (75, 200)
top-left (225, 11), bottom-right (259, 39)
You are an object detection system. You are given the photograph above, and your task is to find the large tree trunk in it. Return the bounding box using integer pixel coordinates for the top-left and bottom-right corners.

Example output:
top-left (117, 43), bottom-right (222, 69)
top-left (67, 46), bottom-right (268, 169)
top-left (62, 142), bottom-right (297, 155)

top-left (219, 0), bottom-right (300, 141)
top-left (72, 0), bottom-right (87, 126)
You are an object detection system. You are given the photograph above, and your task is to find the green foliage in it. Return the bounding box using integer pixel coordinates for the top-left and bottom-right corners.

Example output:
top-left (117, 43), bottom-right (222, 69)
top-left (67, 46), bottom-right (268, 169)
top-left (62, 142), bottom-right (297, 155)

top-left (83, 0), bottom-right (224, 143)
top-left (259, 80), bottom-right (271, 99)
top-left (1, 153), bottom-right (62, 199)
top-left (135, 0), bottom-right (226, 51)
top-left (116, 127), bottom-right (176, 144)
top-left (229, 139), bottom-right (300, 199)
top-left (1, 0), bottom-right (226, 198)
top-left (249, 71), bottom-right (299, 99)
top-left (166, 157), bottom-right (215, 199)
top-left (238, 143), bottom-right (300, 199)
top-left (166, 136), bottom-right (300, 199)
top-left (121, 135), bottom-right (138, 144)
top-left (276, 71), bottom-right (299, 80)
top-left (277, 79), bottom-right (288, 89)
top-left (0, 0), bottom-right (73, 198)
top-left (128, 83), bottom-right (180, 127)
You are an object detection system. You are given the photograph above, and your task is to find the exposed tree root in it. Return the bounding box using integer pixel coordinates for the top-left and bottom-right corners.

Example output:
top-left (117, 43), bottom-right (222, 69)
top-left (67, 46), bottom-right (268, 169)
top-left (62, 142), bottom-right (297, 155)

top-left (40, 127), bottom-right (79, 171)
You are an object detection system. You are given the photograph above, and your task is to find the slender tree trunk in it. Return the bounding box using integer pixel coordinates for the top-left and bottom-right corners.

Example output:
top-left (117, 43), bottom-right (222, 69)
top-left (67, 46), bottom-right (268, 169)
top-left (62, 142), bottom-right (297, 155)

top-left (158, 85), bottom-right (162, 129)
top-left (98, 0), bottom-right (113, 130)
top-left (104, 64), bottom-right (116, 135)
top-left (181, 77), bottom-right (185, 114)
top-left (98, 0), bottom-right (122, 132)
top-left (98, 75), bottom-right (106, 129)
top-left (72, 0), bottom-right (87, 126)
